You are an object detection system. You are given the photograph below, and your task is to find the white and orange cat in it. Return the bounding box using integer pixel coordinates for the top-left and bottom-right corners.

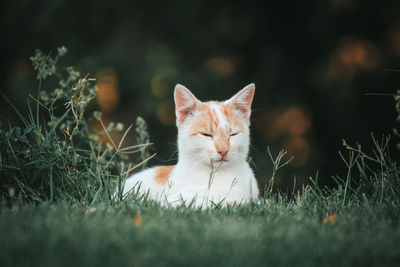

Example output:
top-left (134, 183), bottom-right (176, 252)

top-left (121, 83), bottom-right (259, 208)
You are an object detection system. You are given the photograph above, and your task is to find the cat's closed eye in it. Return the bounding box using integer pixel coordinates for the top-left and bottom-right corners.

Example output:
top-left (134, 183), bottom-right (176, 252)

top-left (200, 132), bottom-right (213, 138)
top-left (230, 132), bottom-right (239, 137)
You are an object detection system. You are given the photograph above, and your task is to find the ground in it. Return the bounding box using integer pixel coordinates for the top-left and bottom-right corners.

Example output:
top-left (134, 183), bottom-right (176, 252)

top-left (0, 199), bottom-right (399, 267)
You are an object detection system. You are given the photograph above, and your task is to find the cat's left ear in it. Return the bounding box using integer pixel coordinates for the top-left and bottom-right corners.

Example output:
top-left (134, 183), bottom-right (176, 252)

top-left (225, 83), bottom-right (255, 122)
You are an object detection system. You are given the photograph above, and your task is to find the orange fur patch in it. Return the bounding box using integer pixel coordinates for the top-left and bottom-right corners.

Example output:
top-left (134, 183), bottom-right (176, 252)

top-left (190, 102), bottom-right (220, 134)
top-left (189, 101), bottom-right (246, 135)
top-left (154, 166), bottom-right (174, 185)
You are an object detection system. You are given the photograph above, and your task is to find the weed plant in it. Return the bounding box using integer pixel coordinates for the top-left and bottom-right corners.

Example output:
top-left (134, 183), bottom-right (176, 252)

top-left (0, 47), bottom-right (150, 205)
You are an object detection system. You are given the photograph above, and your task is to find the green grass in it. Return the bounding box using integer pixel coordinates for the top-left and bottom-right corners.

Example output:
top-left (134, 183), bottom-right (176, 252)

top-left (1, 47), bottom-right (400, 267)
top-left (0, 198), bottom-right (399, 267)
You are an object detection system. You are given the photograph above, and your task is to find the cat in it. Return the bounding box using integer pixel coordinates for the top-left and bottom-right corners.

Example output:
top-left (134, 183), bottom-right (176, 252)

top-left (120, 83), bottom-right (259, 208)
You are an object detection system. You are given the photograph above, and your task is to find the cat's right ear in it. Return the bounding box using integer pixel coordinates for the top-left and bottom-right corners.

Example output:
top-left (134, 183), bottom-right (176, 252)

top-left (174, 84), bottom-right (199, 124)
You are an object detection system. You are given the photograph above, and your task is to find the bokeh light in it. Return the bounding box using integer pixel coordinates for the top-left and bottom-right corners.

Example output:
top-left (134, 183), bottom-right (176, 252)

top-left (151, 67), bottom-right (179, 98)
top-left (93, 70), bottom-right (121, 145)
top-left (205, 57), bottom-right (235, 76)
top-left (258, 107), bottom-right (312, 166)
top-left (326, 38), bottom-right (380, 84)
top-left (96, 70), bottom-right (119, 114)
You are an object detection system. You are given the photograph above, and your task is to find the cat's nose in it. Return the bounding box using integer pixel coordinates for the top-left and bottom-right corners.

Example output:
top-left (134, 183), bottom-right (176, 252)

top-left (217, 149), bottom-right (228, 158)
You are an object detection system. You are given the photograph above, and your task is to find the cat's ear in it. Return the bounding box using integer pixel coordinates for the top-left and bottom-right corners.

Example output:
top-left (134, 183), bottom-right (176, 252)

top-left (226, 83), bottom-right (255, 122)
top-left (174, 84), bottom-right (199, 124)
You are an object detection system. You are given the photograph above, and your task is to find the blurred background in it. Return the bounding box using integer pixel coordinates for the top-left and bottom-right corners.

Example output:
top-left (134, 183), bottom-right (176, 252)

top-left (1, 0), bottom-right (400, 191)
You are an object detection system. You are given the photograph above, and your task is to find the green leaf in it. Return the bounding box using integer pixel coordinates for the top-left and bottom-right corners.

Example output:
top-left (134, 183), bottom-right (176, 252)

top-left (19, 135), bottom-right (29, 144)
top-left (24, 125), bottom-right (36, 135)
top-left (15, 127), bottom-right (21, 137)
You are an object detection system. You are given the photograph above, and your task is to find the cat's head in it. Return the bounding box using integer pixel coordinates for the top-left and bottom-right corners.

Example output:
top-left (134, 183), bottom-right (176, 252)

top-left (174, 84), bottom-right (255, 167)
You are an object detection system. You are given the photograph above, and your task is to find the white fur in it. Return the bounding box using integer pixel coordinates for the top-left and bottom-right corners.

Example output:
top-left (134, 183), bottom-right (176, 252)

top-left (120, 84), bottom-right (258, 208)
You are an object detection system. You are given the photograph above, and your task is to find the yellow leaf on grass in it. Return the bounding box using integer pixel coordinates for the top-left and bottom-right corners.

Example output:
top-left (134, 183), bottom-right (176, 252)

top-left (323, 213), bottom-right (337, 224)
top-left (133, 213), bottom-right (142, 226)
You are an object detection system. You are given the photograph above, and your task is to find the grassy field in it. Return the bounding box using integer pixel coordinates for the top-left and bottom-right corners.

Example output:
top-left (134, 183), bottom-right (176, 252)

top-left (1, 48), bottom-right (399, 267)
top-left (1, 195), bottom-right (399, 267)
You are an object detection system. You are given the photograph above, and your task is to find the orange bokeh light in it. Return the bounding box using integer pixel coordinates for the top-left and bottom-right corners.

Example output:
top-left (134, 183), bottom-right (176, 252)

top-left (93, 70), bottom-right (121, 146)
top-left (258, 107), bottom-right (312, 165)
top-left (283, 136), bottom-right (310, 165)
top-left (96, 70), bottom-right (119, 114)
top-left (205, 57), bottom-right (235, 76)
top-left (261, 107), bottom-right (311, 139)
top-left (280, 108), bottom-right (312, 137)
top-left (327, 38), bottom-right (380, 84)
